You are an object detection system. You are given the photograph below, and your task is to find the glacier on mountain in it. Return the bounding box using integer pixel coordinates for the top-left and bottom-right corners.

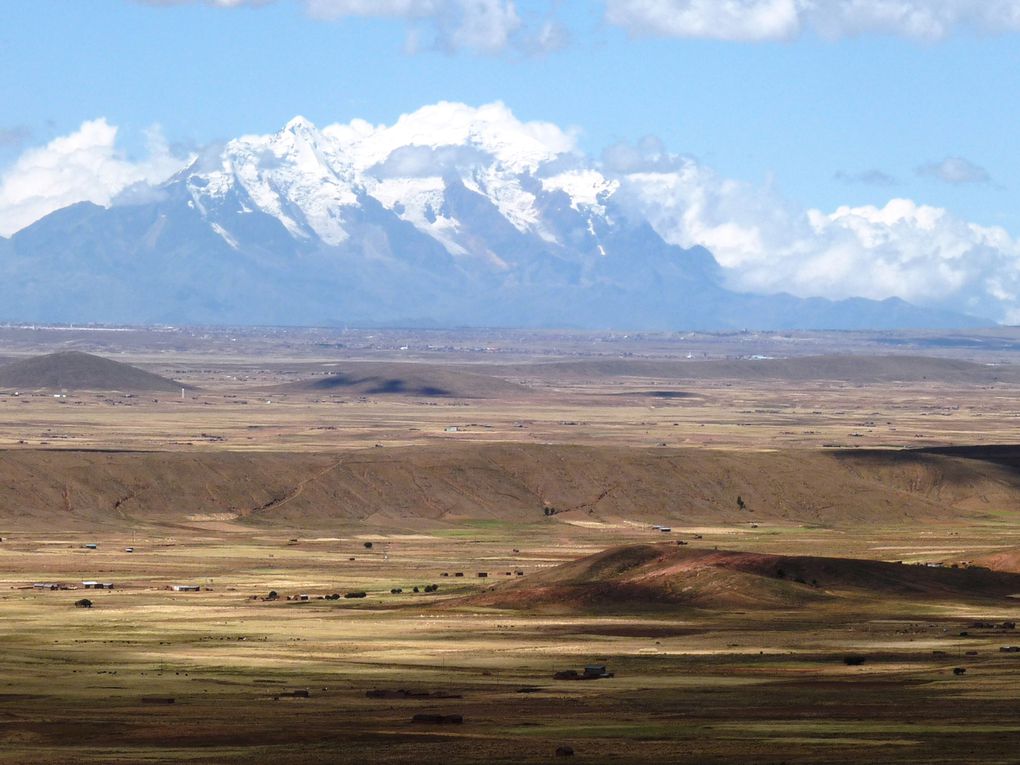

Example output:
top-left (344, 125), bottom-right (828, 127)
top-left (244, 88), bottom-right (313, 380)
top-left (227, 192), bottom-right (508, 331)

top-left (186, 101), bottom-right (601, 257)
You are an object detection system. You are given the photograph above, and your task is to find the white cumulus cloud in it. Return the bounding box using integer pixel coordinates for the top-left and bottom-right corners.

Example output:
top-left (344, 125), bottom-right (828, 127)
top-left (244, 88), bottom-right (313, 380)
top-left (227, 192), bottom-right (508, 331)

top-left (611, 142), bottom-right (1020, 322)
top-left (325, 100), bottom-right (580, 172)
top-left (0, 119), bottom-right (187, 237)
top-left (606, 0), bottom-right (802, 41)
top-left (605, 0), bottom-right (1020, 41)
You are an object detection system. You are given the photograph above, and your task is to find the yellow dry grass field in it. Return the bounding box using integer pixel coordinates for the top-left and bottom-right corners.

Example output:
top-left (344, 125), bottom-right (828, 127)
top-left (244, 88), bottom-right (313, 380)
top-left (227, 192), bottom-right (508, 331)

top-left (1, 368), bottom-right (1019, 453)
top-left (1, 529), bottom-right (1019, 764)
top-left (0, 328), bottom-right (1019, 763)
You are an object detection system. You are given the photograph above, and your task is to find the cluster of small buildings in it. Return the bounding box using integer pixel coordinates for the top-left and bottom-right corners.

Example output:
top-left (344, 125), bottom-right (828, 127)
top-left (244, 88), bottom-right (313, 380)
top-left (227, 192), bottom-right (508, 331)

top-left (31, 580), bottom-right (115, 591)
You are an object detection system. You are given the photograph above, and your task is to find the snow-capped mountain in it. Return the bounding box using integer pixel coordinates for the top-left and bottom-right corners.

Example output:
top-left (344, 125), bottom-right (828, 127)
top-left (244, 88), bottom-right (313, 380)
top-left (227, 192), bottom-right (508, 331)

top-left (0, 103), bottom-right (986, 329)
top-left (189, 103), bottom-right (618, 262)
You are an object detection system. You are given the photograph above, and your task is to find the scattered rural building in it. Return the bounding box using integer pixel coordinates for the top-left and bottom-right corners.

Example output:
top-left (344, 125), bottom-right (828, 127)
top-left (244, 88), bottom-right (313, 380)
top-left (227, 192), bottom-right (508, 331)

top-left (82, 581), bottom-right (113, 589)
top-left (171, 584), bottom-right (200, 592)
top-left (583, 664), bottom-right (614, 679)
top-left (554, 664), bottom-right (615, 681)
top-left (82, 543), bottom-right (98, 550)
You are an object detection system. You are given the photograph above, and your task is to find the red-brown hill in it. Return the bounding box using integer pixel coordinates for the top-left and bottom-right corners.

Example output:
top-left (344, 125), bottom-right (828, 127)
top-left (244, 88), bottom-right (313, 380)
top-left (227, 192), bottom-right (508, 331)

top-left (462, 544), bottom-right (1020, 613)
top-left (973, 547), bottom-right (1020, 574)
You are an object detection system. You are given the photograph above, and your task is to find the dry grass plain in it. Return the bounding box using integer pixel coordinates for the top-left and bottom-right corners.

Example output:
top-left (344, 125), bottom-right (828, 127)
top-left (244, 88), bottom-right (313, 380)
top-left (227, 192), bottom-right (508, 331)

top-left (1, 326), bottom-right (1020, 763)
top-left (2, 527), bottom-right (1019, 764)
top-left (2, 364), bottom-right (1020, 453)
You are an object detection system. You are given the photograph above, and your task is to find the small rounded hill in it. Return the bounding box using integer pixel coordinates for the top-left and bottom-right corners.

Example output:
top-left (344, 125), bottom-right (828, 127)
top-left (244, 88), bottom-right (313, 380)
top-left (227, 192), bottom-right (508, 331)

top-left (0, 351), bottom-right (188, 393)
top-left (277, 362), bottom-right (530, 399)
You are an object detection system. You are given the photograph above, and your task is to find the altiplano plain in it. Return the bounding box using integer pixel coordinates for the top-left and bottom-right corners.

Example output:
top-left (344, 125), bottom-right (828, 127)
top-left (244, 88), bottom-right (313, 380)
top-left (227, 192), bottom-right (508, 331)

top-left (10, 3), bottom-right (1020, 763)
top-left (1, 326), bottom-right (1020, 764)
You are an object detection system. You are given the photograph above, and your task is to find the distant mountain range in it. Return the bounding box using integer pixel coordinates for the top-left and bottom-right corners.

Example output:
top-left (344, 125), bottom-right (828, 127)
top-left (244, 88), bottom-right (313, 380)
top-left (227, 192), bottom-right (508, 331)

top-left (0, 105), bottom-right (988, 330)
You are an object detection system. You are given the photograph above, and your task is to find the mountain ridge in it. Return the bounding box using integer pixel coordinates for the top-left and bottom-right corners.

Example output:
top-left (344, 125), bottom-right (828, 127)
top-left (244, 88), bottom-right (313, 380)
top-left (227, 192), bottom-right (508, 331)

top-left (0, 106), bottom-right (990, 330)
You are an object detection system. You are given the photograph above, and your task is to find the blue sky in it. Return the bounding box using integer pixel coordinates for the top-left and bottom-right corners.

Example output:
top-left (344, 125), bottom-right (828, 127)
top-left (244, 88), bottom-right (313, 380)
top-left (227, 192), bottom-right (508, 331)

top-left (2, 0), bottom-right (1020, 320)
top-left (1, 1), bottom-right (1013, 219)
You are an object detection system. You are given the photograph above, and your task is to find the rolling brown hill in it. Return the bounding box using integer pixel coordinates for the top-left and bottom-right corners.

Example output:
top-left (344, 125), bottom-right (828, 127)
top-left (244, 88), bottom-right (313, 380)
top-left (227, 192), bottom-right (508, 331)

top-left (462, 543), bottom-right (1020, 612)
top-left (480, 354), bottom-right (1020, 385)
top-left (1, 443), bottom-right (1020, 531)
top-left (275, 361), bottom-right (531, 398)
top-left (0, 351), bottom-right (187, 393)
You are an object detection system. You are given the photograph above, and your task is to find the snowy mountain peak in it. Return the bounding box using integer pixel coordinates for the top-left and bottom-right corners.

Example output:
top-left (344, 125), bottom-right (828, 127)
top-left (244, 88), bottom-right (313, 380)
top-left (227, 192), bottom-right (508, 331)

top-left (283, 115), bottom-right (316, 134)
top-left (355, 101), bottom-right (576, 174)
top-left (180, 102), bottom-right (614, 254)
